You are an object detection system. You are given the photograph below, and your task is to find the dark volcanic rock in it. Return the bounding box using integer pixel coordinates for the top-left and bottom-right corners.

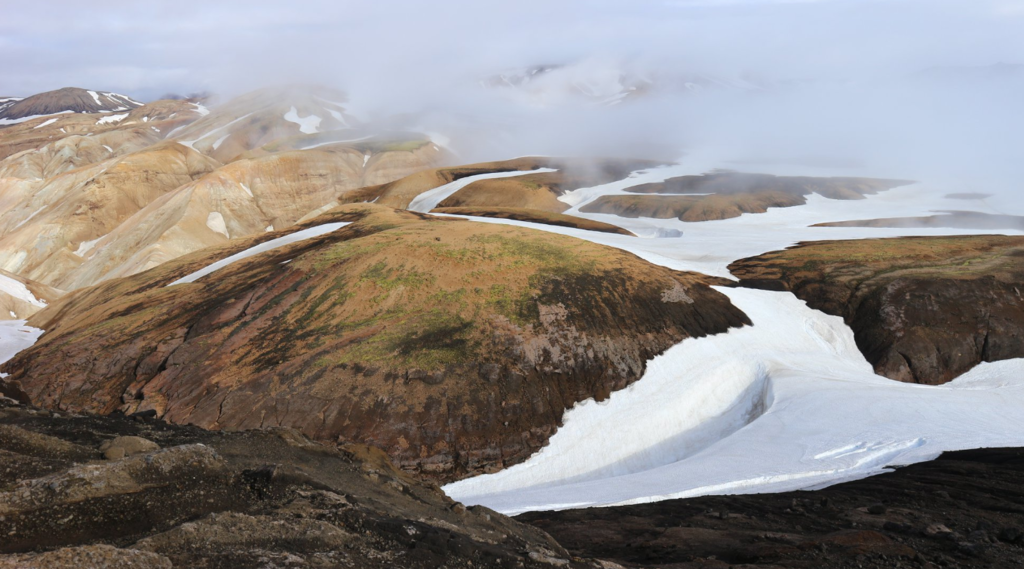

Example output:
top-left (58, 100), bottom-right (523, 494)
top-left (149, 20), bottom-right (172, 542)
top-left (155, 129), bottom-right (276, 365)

top-left (519, 447), bottom-right (1024, 568)
top-left (729, 235), bottom-right (1024, 384)
top-left (1, 204), bottom-right (748, 482)
top-left (0, 398), bottom-right (598, 568)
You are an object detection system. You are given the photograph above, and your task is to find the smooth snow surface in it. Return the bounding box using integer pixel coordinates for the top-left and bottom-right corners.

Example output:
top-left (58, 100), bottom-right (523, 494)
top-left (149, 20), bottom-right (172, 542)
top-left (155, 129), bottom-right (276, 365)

top-left (87, 90), bottom-right (102, 105)
top-left (283, 107), bottom-right (321, 134)
top-left (0, 320), bottom-right (43, 372)
top-left (0, 273), bottom-right (45, 307)
top-left (441, 162), bottom-right (1024, 514)
top-left (102, 145), bottom-right (113, 153)
top-left (407, 168), bottom-right (558, 213)
top-left (168, 222), bottom-right (350, 286)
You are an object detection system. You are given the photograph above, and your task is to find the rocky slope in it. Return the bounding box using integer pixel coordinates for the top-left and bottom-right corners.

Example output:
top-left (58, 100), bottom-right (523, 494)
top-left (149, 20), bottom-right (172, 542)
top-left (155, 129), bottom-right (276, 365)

top-left (0, 87), bottom-right (142, 124)
top-left (1, 204), bottom-right (748, 482)
top-left (580, 172), bottom-right (913, 223)
top-left (0, 397), bottom-right (601, 568)
top-left (728, 235), bottom-right (1024, 384)
top-left (0, 142), bottom-right (222, 287)
top-left (519, 447), bottom-right (1024, 568)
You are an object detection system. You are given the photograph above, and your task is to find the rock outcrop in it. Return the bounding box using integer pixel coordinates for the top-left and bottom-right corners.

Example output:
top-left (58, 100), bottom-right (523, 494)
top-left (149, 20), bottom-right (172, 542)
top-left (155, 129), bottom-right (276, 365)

top-left (729, 235), bottom-right (1024, 384)
top-left (2, 204), bottom-right (748, 482)
top-left (0, 397), bottom-right (596, 568)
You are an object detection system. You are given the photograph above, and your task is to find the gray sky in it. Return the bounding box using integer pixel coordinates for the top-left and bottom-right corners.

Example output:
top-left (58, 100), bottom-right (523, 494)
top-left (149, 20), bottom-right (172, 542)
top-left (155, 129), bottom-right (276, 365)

top-left (1, 0), bottom-right (1022, 99)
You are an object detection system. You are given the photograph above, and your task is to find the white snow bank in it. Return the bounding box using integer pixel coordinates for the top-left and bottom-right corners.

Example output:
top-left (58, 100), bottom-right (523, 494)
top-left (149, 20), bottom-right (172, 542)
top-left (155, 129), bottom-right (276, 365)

top-left (168, 222), bottom-right (350, 286)
top-left (284, 107), bottom-right (321, 134)
top-left (0, 320), bottom-right (43, 372)
top-left (445, 287), bottom-right (1024, 514)
top-left (191, 102), bottom-right (210, 116)
top-left (0, 273), bottom-right (45, 307)
top-left (95, 113), bottom-right (128, 125)
top-left (87, 90), bottom-right (102, 105)
top-left (407, 168), bottom-right (558, 213)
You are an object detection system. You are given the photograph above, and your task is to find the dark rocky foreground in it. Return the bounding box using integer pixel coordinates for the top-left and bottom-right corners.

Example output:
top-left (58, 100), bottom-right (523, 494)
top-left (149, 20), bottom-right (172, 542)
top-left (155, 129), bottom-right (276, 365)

top-left (0, 397), bottom-right (604, 568)
top-left (519, 448), bottom-right (1024, 569)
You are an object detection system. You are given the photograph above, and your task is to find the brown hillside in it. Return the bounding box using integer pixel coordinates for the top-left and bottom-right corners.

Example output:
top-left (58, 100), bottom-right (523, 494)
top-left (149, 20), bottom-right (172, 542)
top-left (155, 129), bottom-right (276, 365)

top-left (2, 205), bottom-right (748, 482)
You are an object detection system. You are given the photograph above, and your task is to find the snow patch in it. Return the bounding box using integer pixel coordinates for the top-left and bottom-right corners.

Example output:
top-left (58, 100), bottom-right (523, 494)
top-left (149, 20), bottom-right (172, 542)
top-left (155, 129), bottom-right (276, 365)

top-left (74, 235), bottom-right (106, 258)
top-left (95, 113), bottom-right (128, 125)
top-left (283, 106), bottom-right (321, 134)
top-left (169, 222), bottom-right (350, 286)
top-left (87, 90), bottom-right (102, 105)
top-left (205, 212), bottom-right (229, 238)
top-left (239, 183), bottom-right (253, 197)
top-left (212, 133), bottom-right (230, 150)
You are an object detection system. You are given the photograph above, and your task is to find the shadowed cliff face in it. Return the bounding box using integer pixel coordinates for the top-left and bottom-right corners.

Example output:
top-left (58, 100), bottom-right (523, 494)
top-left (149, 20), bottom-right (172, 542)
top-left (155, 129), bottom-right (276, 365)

top-left (1, 204), bottom-right (748, 482)
top-left (729, 235), bottom-right (1024, 385)
top-left (0, 398), bottom-right (595, 568)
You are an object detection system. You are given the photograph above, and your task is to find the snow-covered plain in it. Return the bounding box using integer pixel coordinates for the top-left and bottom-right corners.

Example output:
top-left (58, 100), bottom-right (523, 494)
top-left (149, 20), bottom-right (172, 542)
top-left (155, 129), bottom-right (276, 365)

top-left (442, 163), bottom-right (1024, 514)
top-left (168, 222), bottom-right (350, 285)
top-left (407, 168), bottom-right (558, 213)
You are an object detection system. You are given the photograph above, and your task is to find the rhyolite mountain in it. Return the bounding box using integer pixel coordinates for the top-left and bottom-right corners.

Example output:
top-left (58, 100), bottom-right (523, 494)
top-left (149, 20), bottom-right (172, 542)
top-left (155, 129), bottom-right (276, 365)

top-left (0, 89), bottom-right (448, 292)
top-left (0, 87), bottom-right (143, 124)
top-left (1, 204), bottom-right (749, 482)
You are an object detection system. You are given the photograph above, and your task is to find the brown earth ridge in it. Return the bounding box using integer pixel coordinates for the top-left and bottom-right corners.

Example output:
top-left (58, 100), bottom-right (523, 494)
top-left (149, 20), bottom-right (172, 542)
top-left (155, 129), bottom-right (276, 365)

top-left (1, 204), bottom-right (748, 482)
top-left (728, 235), bottom-right (1024, 384)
